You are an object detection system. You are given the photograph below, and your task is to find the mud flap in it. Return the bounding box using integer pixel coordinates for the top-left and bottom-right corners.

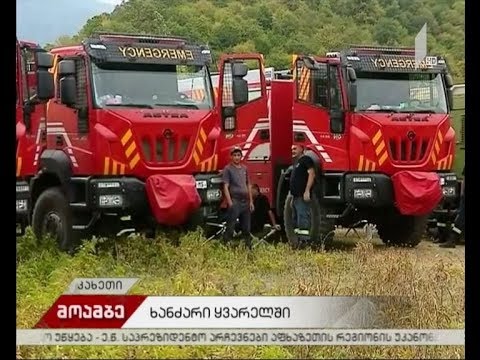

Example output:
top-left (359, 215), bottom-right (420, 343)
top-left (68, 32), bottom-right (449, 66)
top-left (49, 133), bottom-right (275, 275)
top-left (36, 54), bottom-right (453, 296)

top-left (145, 174), bottom-right (201, 226)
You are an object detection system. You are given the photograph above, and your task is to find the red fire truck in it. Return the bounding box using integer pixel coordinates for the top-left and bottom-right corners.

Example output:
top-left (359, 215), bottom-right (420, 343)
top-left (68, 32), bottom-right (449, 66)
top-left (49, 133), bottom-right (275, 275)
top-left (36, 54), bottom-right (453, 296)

top-left (16, 32), bottom-right (268, 251)
top-left (225, 46), bottom-right (457, 248)
top-left (16, 38), bottom-right (55, 235)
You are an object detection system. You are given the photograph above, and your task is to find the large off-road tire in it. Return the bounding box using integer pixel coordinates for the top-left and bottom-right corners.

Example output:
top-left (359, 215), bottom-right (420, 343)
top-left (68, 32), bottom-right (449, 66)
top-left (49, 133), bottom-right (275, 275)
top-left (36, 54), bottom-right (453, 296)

top-left (283, 193), bottom-right (335, 249)
top-left (32, 187), bottom-right (77, 252)
top-left (376, 210), bottom-right (427, 248)
top-left (186, 207), bottom-right (206, 232)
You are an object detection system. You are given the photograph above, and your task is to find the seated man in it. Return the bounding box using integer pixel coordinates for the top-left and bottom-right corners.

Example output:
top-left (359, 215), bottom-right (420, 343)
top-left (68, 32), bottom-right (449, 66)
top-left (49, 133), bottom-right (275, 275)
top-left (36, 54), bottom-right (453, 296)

top-left (250, 184), bottom-right (280, 235)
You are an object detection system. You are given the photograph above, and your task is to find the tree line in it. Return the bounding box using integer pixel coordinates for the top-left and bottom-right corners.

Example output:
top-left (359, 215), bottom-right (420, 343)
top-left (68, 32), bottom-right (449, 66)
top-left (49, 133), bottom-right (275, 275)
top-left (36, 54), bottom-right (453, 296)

top-left (47, 0), bottom-right (465, 82)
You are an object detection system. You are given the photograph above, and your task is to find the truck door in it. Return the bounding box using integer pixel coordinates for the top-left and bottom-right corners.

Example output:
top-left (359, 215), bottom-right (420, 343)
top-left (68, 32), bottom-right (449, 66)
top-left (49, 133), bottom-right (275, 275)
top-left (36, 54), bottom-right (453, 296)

top-left (216, 54), bottom-right (271, 194)
top-left (47, 55), bottom-right (90, 172)
top-left (16, 42), bottom-right (23, 173)
top-left (293, 56), bottom-right (349, 172)
top-left (17, 46), bottom-right (47, 176)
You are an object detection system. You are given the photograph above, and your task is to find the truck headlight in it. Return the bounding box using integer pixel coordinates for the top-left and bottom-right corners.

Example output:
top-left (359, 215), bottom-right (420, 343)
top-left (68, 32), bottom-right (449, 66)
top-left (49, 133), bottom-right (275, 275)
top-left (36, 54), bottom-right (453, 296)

top-left (353, 189), bottom-right (373, 199)
top-left (16, 199), bottom-right (28, 212)
top-left (206, 189), bottom-right (222, 201)
top-left (99, 194), bottom-right (124, 207)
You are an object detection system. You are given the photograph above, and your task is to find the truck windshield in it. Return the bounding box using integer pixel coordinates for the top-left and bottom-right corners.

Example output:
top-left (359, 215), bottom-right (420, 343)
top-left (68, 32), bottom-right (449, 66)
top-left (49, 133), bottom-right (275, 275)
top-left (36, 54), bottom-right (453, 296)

top-left (91, 62), bottom-right (214, 110)
top-left (356, 72), bottom-right (448, 114)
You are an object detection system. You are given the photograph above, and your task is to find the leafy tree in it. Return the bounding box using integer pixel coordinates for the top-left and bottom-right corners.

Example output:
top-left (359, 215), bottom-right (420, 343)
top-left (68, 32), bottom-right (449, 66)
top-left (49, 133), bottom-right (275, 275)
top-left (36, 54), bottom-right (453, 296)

top-left (52, 0), bottom-right (464, 82)
top-left (373, 18), bottom-right (408, 45)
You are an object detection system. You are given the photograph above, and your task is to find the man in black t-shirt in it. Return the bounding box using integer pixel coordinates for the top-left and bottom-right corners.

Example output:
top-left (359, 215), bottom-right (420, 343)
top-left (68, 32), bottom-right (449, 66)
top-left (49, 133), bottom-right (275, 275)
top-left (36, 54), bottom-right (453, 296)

top-left (289, 144), bottom-right (315, 242)
top-left (440, 164), bottom-right (465, 248)
top-left (250, 184), bottom-right (280, 234)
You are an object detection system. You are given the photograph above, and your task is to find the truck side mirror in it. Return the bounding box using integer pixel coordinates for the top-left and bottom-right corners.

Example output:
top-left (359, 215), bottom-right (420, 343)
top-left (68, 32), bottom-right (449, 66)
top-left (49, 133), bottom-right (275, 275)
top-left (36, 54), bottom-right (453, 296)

top-left (58, 60), bottom-right (76, 106)
top-left (232, 78), bottom-right (248, 105)
top-left (349, 83), bottom-right (357, 110)
top-left (447, 88), bottom-right (454, 111)
top-left (28, 52), bottom-right (55, 102)
top-left (60, 77), bottom-right (76, 106)
top-left (231, 62), bottom-right (249, 106)
top-left (445, 74), bottom-right (454, 89)
top-left (445, 74), bottom-right (454, 110)
top-left (58, 59), bottom-right (75, 77)
top-left (36, 70), bottom-right (54, 101)
top-left (330, 109), bottom-right (345, 134)
top-left (232, 62), bottom-right (248, 78)
top-left (347, 67), bottom-right (357, 83)
top-left (36, 52), bottom-right (54, 69)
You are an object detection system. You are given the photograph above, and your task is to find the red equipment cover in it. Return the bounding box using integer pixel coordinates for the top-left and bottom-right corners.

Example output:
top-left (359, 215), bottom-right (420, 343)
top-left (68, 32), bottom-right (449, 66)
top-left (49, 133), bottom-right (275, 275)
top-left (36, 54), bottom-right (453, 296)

top-left (391, 171), bottom-right (443, 216)
top-left (145, 174), bottom-right (201, 226)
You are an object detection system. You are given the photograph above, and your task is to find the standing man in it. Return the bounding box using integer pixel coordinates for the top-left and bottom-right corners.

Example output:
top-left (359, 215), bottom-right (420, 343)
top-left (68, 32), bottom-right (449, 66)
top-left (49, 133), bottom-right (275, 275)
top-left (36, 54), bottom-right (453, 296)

top-left (289, 144), bottom-right (316, 243)
top-left (440, 164), bottom-right (465, 248)
top-left (222, 146), bottom-right (254, 249)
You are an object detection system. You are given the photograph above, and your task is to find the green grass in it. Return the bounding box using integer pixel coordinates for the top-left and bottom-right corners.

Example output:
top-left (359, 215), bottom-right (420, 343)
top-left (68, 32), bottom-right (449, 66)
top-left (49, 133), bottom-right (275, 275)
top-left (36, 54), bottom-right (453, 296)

top-left (16, 229), bottom-right (464, 359)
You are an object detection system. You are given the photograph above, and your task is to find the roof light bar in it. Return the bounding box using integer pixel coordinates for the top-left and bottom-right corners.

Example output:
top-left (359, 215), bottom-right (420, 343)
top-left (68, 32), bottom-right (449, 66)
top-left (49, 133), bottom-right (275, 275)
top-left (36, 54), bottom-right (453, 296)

top-left (347, 44), bottom-right (416, 55)
top-left (326, 52), bottom-right (341, 58)
top-left (93, 32), bottom-right (188, 45)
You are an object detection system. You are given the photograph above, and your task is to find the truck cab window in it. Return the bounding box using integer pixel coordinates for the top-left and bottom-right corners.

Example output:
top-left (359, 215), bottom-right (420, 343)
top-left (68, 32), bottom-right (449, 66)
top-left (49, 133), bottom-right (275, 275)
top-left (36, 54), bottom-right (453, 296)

top-left (329, 66), bottom-right (342, 109)
top-left (312, 64), bottom-right (328, 108)
top-left (91, 62), bottom-right (213, 110)
top-left (298, 62), bottom-right (341, 110)
top-left (22, 50), bottom-right (37, 101)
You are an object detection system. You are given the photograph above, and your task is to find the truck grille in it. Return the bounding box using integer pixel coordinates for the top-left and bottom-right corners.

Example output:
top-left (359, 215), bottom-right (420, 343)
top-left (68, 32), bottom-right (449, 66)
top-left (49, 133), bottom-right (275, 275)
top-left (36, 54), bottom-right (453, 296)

top-left (141, 134), bottom-right (190, 164)
top-left (388, 136), bottom-right (430, 163)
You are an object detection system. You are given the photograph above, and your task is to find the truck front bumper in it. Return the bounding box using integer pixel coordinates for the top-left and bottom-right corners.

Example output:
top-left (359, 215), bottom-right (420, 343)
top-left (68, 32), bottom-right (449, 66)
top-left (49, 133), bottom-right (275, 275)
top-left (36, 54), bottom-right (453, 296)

top-left (343, 172), bottom-right (458, 208)
top-left (87, 174), bottom-right (223, 216)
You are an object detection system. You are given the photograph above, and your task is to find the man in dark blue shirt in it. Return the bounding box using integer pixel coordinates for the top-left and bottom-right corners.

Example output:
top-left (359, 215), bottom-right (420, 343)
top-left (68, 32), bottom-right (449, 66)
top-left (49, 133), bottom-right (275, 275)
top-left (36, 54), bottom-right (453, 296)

top-left (222, 146), bottom-right (254, 249)
top-left (289, 144), bottom-right (315, 242)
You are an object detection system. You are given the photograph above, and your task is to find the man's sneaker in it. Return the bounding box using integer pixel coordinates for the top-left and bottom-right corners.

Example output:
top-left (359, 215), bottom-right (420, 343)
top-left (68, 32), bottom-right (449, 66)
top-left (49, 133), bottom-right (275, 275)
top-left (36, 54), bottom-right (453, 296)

top-left (439, 231), bottom-right (458, 248)
top-left (439, 240), bottom-right (456, 248)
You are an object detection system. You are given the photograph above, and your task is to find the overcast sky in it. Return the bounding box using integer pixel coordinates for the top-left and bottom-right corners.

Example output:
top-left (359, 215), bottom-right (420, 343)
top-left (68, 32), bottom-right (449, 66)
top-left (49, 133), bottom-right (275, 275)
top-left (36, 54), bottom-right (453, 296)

top-left (17, 0), bottom-right (124, 45)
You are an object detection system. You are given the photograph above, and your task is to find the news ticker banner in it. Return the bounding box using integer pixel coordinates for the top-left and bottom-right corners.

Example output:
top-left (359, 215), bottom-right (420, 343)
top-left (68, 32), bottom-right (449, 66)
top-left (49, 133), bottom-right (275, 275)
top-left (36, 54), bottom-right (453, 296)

top-left (17, 329), bottom-right (464, 346)
top-left (18, 278), bottom-right (464, 346)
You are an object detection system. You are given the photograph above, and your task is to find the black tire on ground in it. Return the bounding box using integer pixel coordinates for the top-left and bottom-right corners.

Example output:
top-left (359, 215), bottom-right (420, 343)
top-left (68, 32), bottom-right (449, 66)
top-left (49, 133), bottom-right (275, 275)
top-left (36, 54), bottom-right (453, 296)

top-left (186, 207), bottom-right (206, 231)
top-left (283, 193), bottom-right (335, 249)
top-left (32, 187), bottom-right (77, 252)
top-left (186, 207), bottom-right (223, 239)
top-left (376, 211), bottom-right (427, 248)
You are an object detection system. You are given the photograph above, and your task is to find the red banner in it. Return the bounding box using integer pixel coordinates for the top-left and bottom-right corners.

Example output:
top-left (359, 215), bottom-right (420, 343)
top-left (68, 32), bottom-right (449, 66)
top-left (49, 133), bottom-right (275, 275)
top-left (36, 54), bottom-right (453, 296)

top-left (35, 295), bottom-right (147, 329)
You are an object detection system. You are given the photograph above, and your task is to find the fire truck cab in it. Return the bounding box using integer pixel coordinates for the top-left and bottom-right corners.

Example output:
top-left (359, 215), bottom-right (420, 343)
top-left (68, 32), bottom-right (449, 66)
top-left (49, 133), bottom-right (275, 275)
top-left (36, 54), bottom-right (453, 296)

top-left (21, 33), bottom-right (267, 251)
top-left (275, 46), bottom-right (458, 247)
top-left (219, 46), bottom-right (457, 248)
top-left (16, 39), bottom-right (55, 236)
